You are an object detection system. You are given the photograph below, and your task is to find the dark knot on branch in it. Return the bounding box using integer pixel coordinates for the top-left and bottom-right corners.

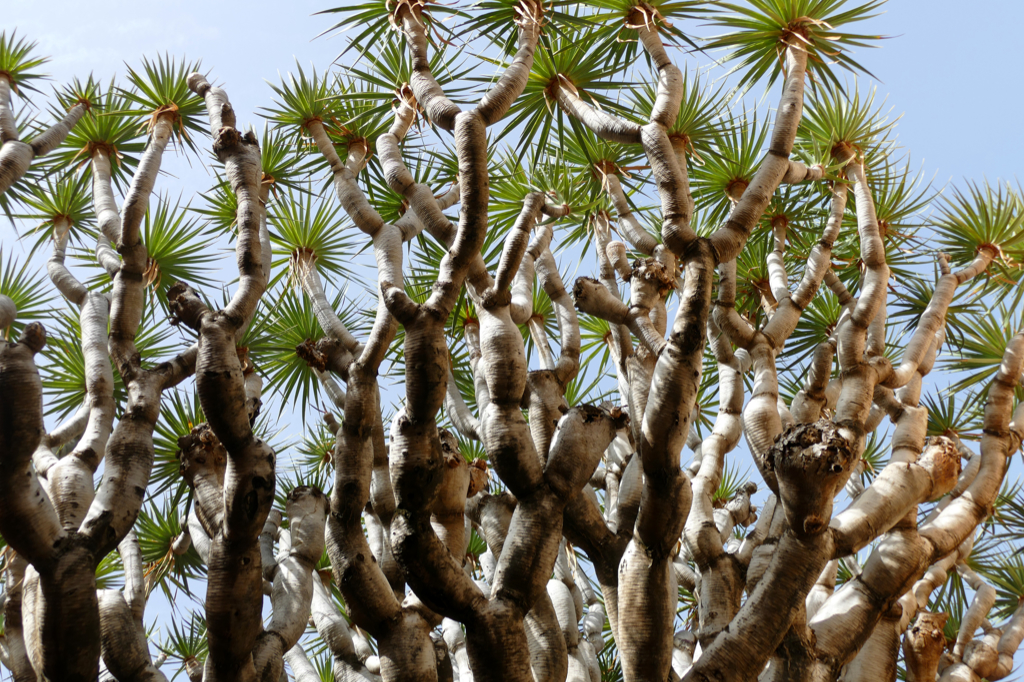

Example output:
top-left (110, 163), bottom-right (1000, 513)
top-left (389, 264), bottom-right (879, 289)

top-left (766, 419), bottom-right (853, 538)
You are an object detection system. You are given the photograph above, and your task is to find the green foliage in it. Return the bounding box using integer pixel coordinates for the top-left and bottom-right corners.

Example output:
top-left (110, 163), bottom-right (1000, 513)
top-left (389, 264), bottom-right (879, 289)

top-left (942, 303), bottom-right (1024, 396)
top-left (857, 431), bottom-right (888, 485)
top-left (986, 554), bottom-right (1024, 620)
top-left (52, 76), bottom-right (102, 115)
top-left (922, 391), bottom-right (982, 442)
top-left (95, 549), bottom-right (124, 589)
top-left (0, 250), bottom-right (53, 339)
top-left (585, 0), bottom-right (709, 61)
top-left (136, 195), bottom-right (220, 304)
top-left (556, 127), bottom-right (645, 203)
top-left (498, 27), bottom-right (636, 155)
top-left (275, 462), bottom-right (332, 514)
top-left (248, 287), bottom-right (360, 420)
top-left (0, 30), bottom-right (48, 96)
top-left (45, 81), bottom-right (146, 189)
top-left (40, 302), bottom-right (176, 420)
top-left (712, 461), bottom-right (751, 506)
top-left (798, 84), bottom-right (897, 166)
top-left (707, 0), bottom-right (885, 94)
top-left (152, 390), bottom-right (205, 499)
top-left (122, 54), bottom-right (207, 152)
top-left (159, 612), bottom-right (209, 679)
top-left (931, 180), bottom-right (1024, 281)
top-left (579, 313), bottom-right (615, 374)
top-left (349, 37), bottom-right (462, 97)
top-left (136, 501), bottom-right (207, 596)
top-left (632, 68), bottom-right (729, 162)
top-left (565, 364), bottom-right (614, 407)
top-left (258, 124), bottom-right (314, 193)
top-left (491, 151), bottom-right (601, 246)
top-left (269, 185), bottom-right (360, 287)
top-left (343, 37), bottom-right (474, 114)
top-left (690, 110), bottom-right (770, 229)
top-left (296, 420), bottom-right (337, 472)
top-left (317, 0), bottom-right (464, 59)
top-left (733, 227), bottom-right (772, 323)
top-left (263, 63), bottom-right (336, 134)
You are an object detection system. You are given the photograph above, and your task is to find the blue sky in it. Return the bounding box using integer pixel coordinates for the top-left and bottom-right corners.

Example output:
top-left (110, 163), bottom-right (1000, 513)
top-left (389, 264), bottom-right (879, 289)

top-left (848, 1), bottom-right (1023, 184)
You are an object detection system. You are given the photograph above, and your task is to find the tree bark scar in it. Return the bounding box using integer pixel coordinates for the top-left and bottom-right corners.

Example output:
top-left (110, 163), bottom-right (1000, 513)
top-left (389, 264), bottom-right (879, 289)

top-left (769, 420), bottom-right (853, 537)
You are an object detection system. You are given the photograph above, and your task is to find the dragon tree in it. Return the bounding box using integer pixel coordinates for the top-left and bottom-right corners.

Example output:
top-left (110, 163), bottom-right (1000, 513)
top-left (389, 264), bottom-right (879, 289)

top-left (1, 1), bottom-right (1023, 681)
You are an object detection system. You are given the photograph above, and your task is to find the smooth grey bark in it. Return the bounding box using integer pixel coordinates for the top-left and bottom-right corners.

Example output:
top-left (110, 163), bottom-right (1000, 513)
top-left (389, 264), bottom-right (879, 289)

top-left (169, 73), bottom-right (283, 682)
top-left (0, 73), bottom-right (88, 195)
top-left (0, 83), bottom-right (198, 678)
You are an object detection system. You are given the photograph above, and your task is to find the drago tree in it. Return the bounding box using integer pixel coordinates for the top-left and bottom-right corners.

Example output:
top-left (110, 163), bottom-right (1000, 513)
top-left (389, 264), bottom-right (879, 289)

top-left (1, 1), bottom-right (1023, 681)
